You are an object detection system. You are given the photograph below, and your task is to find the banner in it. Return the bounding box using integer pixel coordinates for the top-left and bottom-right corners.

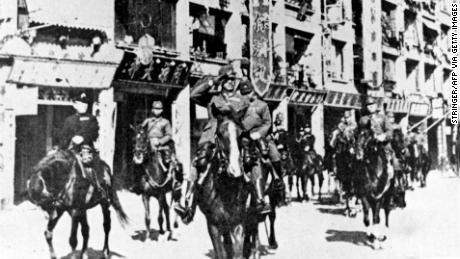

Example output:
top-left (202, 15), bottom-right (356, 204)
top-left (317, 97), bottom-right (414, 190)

top-left (172, 86), bottom-right (191, 173)
top-left (249, 0), bottom-right (272, 97)
top-left (272, 97), bottom-right (289, 130)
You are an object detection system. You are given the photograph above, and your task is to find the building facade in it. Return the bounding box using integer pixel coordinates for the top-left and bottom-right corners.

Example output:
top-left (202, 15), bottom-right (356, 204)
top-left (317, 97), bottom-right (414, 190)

top-left (0, 0), bottom-right (453, 208)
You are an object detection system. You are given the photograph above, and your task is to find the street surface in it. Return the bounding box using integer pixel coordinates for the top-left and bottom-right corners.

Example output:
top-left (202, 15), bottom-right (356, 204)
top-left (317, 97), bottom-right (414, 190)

top-left (1, 170), bottom-right (459, 259)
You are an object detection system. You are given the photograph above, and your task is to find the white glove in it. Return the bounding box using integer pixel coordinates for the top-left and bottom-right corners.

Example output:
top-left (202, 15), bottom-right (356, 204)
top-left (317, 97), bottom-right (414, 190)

top-left (72, 135), bottom-right (84, 145)
top-left (376, 134), bottom-right (386, 142)
top-left (250, 132), bottom-right (262, 140)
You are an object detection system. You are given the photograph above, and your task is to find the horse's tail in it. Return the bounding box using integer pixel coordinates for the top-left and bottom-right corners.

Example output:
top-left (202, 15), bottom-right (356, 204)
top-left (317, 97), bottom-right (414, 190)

top-left (110, 188), bottom-right (129, 227)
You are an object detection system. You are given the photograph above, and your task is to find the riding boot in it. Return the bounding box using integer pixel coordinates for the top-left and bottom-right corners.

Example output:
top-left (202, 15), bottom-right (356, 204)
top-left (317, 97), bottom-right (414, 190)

top-left (255, 178), bottom-right (271, 215)
top-left (272, 161), bottom-right (285, 191)
top-left (174, 179), bottom-right (195, 222)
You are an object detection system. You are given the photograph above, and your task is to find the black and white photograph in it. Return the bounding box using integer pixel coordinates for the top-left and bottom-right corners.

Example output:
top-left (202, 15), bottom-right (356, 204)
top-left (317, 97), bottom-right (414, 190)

top-left (0, 0), bottom-right (459, 258)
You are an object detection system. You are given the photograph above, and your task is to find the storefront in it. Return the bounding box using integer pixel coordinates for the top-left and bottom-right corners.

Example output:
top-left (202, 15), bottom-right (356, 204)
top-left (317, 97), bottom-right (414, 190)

top-left (112, 49), bottom-right (192, 187)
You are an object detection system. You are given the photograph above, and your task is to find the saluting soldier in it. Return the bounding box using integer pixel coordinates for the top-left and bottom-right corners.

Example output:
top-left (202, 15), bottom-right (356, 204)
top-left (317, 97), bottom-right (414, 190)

top-left (175, 64), bottom-right (249, 219)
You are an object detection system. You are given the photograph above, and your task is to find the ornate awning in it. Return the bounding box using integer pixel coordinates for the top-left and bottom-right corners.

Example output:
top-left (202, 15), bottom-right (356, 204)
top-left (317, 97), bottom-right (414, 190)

top-left (386, 98), bottom-right (409, 114)
top-left (264, 84), bottom-right (327, 106)
top-left (114, 51), bottom-right (193, 94)
top-left (325, 91), bottom-right (363, 109)
top-left (27, 0), bottom-right (113, 32)
top-left (289, 88), bottom-right (327, 106)
top-left (7, 56), bottom-right (118, 89)
top-left (264, 84), bottom-right (291, 102)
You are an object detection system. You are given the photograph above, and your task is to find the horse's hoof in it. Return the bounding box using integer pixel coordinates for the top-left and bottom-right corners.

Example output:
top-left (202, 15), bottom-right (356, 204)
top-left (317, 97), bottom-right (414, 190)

top-left (173, 222), bottom-right (179, 229)
top-left (367, 234), bottom-right (375, 242)
top-left (269, 240), bottom-right (278, 249)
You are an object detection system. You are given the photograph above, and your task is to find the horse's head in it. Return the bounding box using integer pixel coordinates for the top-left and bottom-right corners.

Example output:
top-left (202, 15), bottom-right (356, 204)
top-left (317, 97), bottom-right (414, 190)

top-left (356, 129), bottom-right (373, 160)
top-left (131, 124), bottom-right (150, 165)
top-left (216, 119), bottom-right (243, 178)
top-left (391, 128), bottom-right (405, 155)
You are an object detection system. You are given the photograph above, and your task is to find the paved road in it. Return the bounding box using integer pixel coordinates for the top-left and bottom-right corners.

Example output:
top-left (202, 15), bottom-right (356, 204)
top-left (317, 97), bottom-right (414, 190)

top-left (1, 170), bottom-right (460, 259)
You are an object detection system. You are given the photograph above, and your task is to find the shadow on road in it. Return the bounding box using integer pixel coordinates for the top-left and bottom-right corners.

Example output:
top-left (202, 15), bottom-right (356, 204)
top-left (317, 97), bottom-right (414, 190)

top-left (325, 229), bottom-right (372, 248)
top-left (204, 245), bottom-right (276, 258)
top-left (317, 207), bottom-right (347, 216)
top-left (131, 229), bottom-right (161, 242)
top-left (61, 248), bottom-right (125, 259)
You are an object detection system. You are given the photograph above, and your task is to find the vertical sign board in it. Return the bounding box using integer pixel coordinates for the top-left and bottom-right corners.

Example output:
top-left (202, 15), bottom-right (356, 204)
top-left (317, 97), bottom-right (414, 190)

top-left (172, 86), bottom-right (191, 175)
top-left (249, 0), bottom-right (272, 97)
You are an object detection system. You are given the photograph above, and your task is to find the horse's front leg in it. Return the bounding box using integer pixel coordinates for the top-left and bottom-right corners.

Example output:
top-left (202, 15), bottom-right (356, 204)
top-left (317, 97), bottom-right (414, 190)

top-left (101, 203), bottom-right (111, 258)
top-left (79, 211), bottom-right (90, 259)
top-left (68, 210), bottom-right (80, 255)
top-left (45, 209), bottom-right (64, 259)
top-left (142, 194), bottom-right (151, 240)
top-left (160, 194), bottom-right (172, 240)
top-left (268, 204), bottom-right (278, 249)
top-left (371, 200), bottom-right (384, 249)
top-left (207, 223), bottom-right (226, 259)
top-left (231, 224), bottom-right (245, 259)
top-left (317, 170), bottom-right (324, 202)
top-left (361, 198), bottom-right (371, 240)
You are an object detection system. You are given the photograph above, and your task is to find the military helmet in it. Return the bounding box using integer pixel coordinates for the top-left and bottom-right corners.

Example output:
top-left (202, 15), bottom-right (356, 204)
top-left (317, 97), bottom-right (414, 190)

top-left (218, 64), bottom-right (236, 80)
top-left (344, 110), bottom-right (351, 118)
top-left (365, 96), bottom-right (377, 106)
top-left (239, 79), bottom-right (254, 95)
top-left (152, 100), bottom-right (164, 109)
top-left (74, 92), bottom-right (89, 104)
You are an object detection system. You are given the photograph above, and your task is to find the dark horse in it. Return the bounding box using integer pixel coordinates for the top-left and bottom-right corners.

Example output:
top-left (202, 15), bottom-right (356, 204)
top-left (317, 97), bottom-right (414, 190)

top-left (186, 118), bottom-right (252, 259)
top-left (329, 131), bottom-right (357, 216)
top-left (295, 147), bottom-right (324, 202)
top-left (27, 149), bottom-right (128, 259)
top-left (406, 140), bottom-right (431, 188)
top-left (131, 125), bottom-right (181, 241)
top-left (354, 129), bottom-right (405, 249)
top-left (241, 136), bottom-right (283, 258)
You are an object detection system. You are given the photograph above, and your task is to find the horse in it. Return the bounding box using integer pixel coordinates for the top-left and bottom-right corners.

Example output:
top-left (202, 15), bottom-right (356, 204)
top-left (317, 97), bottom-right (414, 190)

top-left (406, 141), bottom-right (431, 188)
top-left (241, 136), bottom-right (283, 258)
top-left (295, 145), bottom-right (324, 202)
top-left (131, 125), bottom-right (182, 241)
top-left (330, 131), bottom-right (357, 216)
top-left (27, 148), bottom-right (128, 259)
top-left (354, 129), bottom-right (398, 249)
top-left (184, 118), bottom-right (252, 259)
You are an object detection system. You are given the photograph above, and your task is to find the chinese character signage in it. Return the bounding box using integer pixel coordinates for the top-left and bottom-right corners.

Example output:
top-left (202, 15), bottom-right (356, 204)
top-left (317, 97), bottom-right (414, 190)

top-left (250, 0), bottom-right (272, 97)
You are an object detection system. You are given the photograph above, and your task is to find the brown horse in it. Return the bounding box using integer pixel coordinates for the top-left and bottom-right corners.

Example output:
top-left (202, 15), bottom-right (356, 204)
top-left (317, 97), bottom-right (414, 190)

top-left (27, 149), bottom-right (128, 259)
top-left (354, 129), bottom-right (401, 249)
top-left (131, 125), bottom-right (182, 241)
top-left (184, 119), bottom-right (254, 259)
top-left (295, 148), bottom-right (324, 202)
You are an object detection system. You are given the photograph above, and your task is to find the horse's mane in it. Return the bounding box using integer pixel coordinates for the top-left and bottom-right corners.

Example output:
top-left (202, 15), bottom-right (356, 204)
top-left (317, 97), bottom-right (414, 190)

top-left (33, 150), bottom-right (74, 173)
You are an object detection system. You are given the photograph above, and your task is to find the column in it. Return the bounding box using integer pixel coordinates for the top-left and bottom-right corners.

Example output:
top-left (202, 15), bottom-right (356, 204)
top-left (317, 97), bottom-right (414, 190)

top-left (176, 0), bottom-right (191, 61)
top-left (94, 88), bottom-right (117, 169)
top-left (312, 104), bottom-right (325, 156)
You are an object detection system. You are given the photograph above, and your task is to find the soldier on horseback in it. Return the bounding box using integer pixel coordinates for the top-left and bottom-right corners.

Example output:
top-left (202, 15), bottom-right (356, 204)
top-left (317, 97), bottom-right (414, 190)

top-left (238, 79), bottom-right (285, 212)
top-left (59, 92), bottom-right (105, 193)
top-left (298, 124), bottom-right (317, 165)
top-left (130, 100), bottom-right (183, 194)
top-left (175, 64), bottom-right (251, 218)
top-left (358, 97), bottom-right (395, 179)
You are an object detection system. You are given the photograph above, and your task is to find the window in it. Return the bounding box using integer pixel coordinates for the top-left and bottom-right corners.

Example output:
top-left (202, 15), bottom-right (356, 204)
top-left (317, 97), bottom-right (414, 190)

top-left (423, 24), bottom-right (438, 55)
top-left (190, 4), bottom-right (229, 59)
top-left (331, 40), bottom-right (344, 80)
top-left (404, 11), bottom-right (420, 49)
top-left (115, 0), bottom-right (177, 49)
top-left (381, 3), bottom-right (398, 47)
top-left (286, 28), bottom-right (313, 86)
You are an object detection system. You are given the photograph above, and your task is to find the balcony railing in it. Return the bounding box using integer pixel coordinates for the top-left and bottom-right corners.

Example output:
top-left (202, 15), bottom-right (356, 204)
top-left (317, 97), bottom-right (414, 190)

top-left (422, 0), bottom-right (436, 15)
top-left (285, 0), bottom-right (315, 21)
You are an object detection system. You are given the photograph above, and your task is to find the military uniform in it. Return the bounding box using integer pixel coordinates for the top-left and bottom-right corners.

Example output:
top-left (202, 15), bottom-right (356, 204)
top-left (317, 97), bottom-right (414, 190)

top-left (60, 113), bottom-right (99, 149)
top-left (141, 116), bottom-right (173, 150)
top-left (191, 76), bottom-right (249, 146)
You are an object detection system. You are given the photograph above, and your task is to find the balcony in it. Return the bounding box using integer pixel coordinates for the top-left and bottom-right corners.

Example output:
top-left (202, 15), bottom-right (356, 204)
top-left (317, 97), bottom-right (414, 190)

top-left (405, 0), bottom-right (421, 13)
top-left (285, 0), bottom-right (315, 22)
